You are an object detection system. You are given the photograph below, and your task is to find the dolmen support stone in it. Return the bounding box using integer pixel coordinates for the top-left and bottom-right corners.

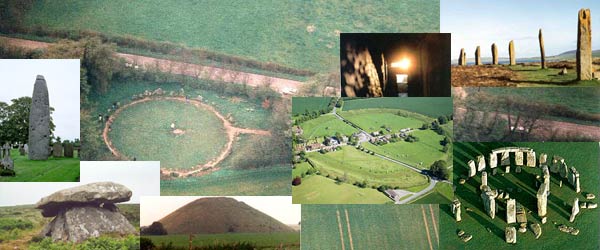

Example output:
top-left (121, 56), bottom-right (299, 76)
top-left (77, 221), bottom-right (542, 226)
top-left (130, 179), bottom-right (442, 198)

top-left (28, 75), bottom-right (51, 160)
top-left (36, 182), bottom-right (136, 242)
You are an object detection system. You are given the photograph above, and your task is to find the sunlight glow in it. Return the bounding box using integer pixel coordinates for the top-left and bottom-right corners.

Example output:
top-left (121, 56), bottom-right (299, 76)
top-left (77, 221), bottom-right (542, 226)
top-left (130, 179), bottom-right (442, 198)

top-left (391, 58), bottom-right (411, 70)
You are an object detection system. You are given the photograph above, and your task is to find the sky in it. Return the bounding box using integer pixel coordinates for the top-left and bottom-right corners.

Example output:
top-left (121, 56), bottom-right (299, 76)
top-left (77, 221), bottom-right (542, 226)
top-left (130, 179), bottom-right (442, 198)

top-left (442, 0), bottom-right (600, 60)
top-left (140, 196), bottom-right (301, 227)
top-left (0, 161), bottom-right (160, 206)
top-left (0, 59), bottom-right (80, 140)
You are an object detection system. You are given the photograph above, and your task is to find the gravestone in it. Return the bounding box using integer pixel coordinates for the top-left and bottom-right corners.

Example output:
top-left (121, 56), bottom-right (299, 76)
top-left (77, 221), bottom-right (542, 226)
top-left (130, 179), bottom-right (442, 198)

top-left (509, 40), bottom-right (516, 65)
top-left (52, 142), bottom-right (63, 158)
top-left (539, 29), bottom-right (546, 69)
top-left (475, 46), bottom-right (481, 65)
top-left (577, 9), bottom-right (592, 80)
top-left (28, 75), bottom-right (51, 160)
top-left (19, 145), bottom-right (25, 156)
top-left (64, 143), bottom-right (74, 158)
top-left (491, 43), bottom-right (498, 65)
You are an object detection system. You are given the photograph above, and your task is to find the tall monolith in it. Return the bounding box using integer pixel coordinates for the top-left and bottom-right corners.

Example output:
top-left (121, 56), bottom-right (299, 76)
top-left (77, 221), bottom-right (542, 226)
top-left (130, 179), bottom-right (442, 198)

top-left (539, 29), bottom-right (546, 69)
top-left (475, 46), bottom-right (481, 65)
top-left (492, 43), bottom-right (498, 65)
top-left (577, 8), bottom-right (592, 80)
top-left (28, 75), bottom-right (50, 160)
top-left (459, 48), bottom-right (466, 66)
top-left (509, 40), bottom-right (516, 65)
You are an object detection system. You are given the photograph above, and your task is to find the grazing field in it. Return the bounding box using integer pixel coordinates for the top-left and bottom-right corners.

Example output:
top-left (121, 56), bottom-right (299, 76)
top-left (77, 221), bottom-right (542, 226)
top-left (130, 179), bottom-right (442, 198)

top-left (339, 110), bottom-right (424, 133)
top-left (145, 232), bottom-right (299, 250)
top-left (292, 97), bottom-right (333, 115)
top-left (292, 161), bottom-right (313, 178)
top-left (342, 97), bottom-right (453, 118)
top-left (362, 128), bottom-right (449, 169)
top-left (109, 99), bottom-right (228, 169)
top-left (298, 114), bottom-right (358, 140)
top-left (20, 0), bottom-right (439, 72)
top-left (307, 146), bottom-right (428, 188)
top-left (292, 175), bottom-right (391, 204)
top-left (302, 204), bottom-right (439, 250)
top-left (442, 142), bottom-right (599, 249)
top-left (161, 165), bottom-right (290, 196)
top-left (0, 149), bottom-right (79, 182)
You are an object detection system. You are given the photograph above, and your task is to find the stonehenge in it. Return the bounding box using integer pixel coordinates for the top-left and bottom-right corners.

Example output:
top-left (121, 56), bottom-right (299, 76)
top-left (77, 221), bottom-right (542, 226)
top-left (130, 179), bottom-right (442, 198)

top-left (530, 223), bottom-right (542, 239)
top-left (491, 43), bottom-right (498, 65)
top-left (577, 8), bottom-right (592, 80)
top-left (468, 160), bottom-right (476, 177)
top-left (506, 199), bottom-right (516, 224)
top-left (509, 40), bottom-right (516, 65)
top-left (568, 167), bottom-right (581, 193)
top-left (481, 186), bottom-right (498, 219)
top-left (570, 198), bottom-right (580, 222)
top-left (481, 171), bottom-right (488, 190)
top-left (452, 199), bottom-right (462, 222)
top-left (538, 29), bottom-right (546, 69)
top-left (475, 46), bottom-right (481, 65)
top-left (476, 155), bottom-right (485, 172)
top-left (28, 75), bottom-right (51, 160)
top-left (505, 227), bottom-right (516, 244)
top-left (536, 178), bottom-right (549, 217)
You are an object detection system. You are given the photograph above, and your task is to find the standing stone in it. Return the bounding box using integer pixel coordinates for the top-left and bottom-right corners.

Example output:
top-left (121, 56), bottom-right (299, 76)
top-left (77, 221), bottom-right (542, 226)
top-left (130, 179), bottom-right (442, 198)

top-left (1, 144), bottom-right (14, 170)
top-left (505, 166), bottom-right (511, 174)
top-left (452, 199), bottom-right (462, 222)
top-left (463, 51), bottom-right (467, 66)
top-left (559, 161), bottom-right (569, 178)
top-left (539, 153), bottom-right (548, 165)
top-left (577, 9), bottom-right (593, 80)
top-left (500, 151), bottom-right (510, 166)
top-left (515, 151), bottom-right (524, 166)
top-left (491, 43), bottom-right (498, 65)
top-left (52, 142), bottom-right (63, 157)
top-left (481, 171), bottom-right (488, 190)
top-left (506, 199), bottom-right (516, 224)
top-left (530, 223), bottom-right (542, 239)
top-left (505, 227), bottom-right (517, 244)
top-left (63, 143), bottom-right (74, 158)
top-left (542, 165), bottom-right (550, 191)
top-left (537, 181), bottom-right (549, 217)
top-left (539, 29), bottom-right (546, 69)
top-left (476, 155), bottom-right (486, 172)
top-left (489, 152), bottom-right (498, 168)
top-left (509, 40), bottom-right (516, 65)
top-left (568, 167), bottom-right (581, 193)
top-left (459, 48), bottom-right (466, 66)
top-left (475, 46), bottom-right (481, 65)
top-left (468, 160), bottom-right (476, 177)
top-left (28, 75), bottom-right (51, 160)
top-left (481, 186), bottom-right (498, 219)
top-left (570, 198), bottom-right (580, 222)
top-left (526, 151), bottom-right (536, 167)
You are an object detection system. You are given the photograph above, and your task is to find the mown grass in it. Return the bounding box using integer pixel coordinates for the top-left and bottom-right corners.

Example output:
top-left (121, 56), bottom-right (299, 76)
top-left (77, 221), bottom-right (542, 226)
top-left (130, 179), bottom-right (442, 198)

top-left (442, 142), bottom-right (599, 249)
top-left (302, 204), bottom-right (437, 249)
top-left (0, 149), bottom-right (79, 182)
top-left (146, 232), bottom-right (299, 250)
top-left (21, 0), bottom-right (439, 73)
top-left (298, 114), bottom-right (358, 140)
top-left (292, 175), bottom-right (391, 204)
top-left (342, 97), bottom-right (453, 118)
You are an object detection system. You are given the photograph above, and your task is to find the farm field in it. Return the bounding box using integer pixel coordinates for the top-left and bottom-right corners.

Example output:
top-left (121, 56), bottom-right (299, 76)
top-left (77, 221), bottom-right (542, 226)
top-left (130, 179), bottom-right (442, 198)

top-left (291, 97), bottom-right (333, 115)
top-left (18, 0), bottom-right (439, 73)
top-left (298, 114), bottom-right (358, 140)
top-left (342, 97), bottom-right (453, 118)
top-left (0, 149), bottom-right (79, 182)
top-left (292, 175), bottom-right (392, 204)
top-left (339, 109), bottom-right (424, 133)
top-left (144, 232), bottom-right (299, 250)
top-left (442, 142), bottom-right (599, 249)
top-left (302, 204), bottom-right (439, 250)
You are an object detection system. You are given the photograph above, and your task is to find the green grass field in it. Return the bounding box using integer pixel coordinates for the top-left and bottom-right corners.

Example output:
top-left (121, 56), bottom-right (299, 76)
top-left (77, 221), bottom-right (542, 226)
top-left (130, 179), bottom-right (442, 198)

top-left (145, 232), bottom-right (299, 250)
top-left (0, 149), bottom-right (79, 182)
top-left (298, 114), bottom-right (358, 140)
top-left (342, 97), bottom-right (453, 118)
top-left (109, 99), bottom-right (228, 168)
top-left (307, 146), bottom-right (428, 188)
top-left (442, 142), bottom-right (599, 249)
top-left (292, 175), bottom-right (391, 204)
top-left (291, 97), bottom-right (333, 116)
top-left (161, 165), bottom-right (290, 196)
top-left (21, 0), bottom-right (439, 72)
top-left (339, 109), bottom-right (424, 133)
top-left (411, 182), bottom-right (454, 204)
top-left (302, 204), bottom-right (438, 250)
top-left (292, 161), bottom-right (313, 178)
top-left (508, 65), bottom-right (600, 86)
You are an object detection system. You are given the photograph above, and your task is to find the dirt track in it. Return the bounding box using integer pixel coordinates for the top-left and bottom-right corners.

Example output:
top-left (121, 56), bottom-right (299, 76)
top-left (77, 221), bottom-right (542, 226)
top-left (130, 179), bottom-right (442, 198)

top-left (0, 36), bottom-right (303, 94)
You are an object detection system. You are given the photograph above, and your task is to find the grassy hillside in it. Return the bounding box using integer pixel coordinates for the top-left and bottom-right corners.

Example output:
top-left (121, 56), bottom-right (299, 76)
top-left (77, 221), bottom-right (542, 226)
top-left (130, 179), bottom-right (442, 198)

top-left (0, 149), bottom-right (79, 182)
top-left (342, 97), bottom-right (453, 118)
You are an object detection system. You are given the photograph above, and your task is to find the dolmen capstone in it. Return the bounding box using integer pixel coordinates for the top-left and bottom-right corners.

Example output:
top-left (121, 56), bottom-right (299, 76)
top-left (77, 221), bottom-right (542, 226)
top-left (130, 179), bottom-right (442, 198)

top-left (36, 182), bottom-right (136, 242)
top-left (29, 75), bottom-right (51, 160)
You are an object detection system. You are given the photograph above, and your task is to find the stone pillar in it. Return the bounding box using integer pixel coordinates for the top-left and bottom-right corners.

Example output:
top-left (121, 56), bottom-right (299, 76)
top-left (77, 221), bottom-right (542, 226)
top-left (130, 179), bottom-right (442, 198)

top-left (476, 155), bottom-right (486, 172)
top-left (481, 171), bottom-right (488, 190)
top-left (506, 199), bottom-right (516, 224)
top-left (526, 151), bottom-right (536, 167)
top-left (475, 46), bottom-right (481, 65)
top-left (542, 165), bottom-right (550, 191)
top-left (539, 29), bottom-right (546, 69)
top-left (28, 75), bottom-right (51, 160)
top-left (481, 186), bottom-right (498, 219)
top-left (491, 43), bottom-right (498, 65)
top-left (452, 199), bottom-right (462, 222)
top-left (459, 48), bottom-right (466, 66)
top-left (468, 160), bottom-right (476, 177)
top-left (505, 227), bottom-right (516, 244)
top-left (539, 153), bottom-right (547, 165)
top-left (515, 151), bottom-right (524, 166)
top-left (489, 152), bottom-right (497, 168)
top-left (537, 184), bottom-right (548, 217)
top-left (568, 167), bottom-right (581, 193)
top-left (570, 198), bottom-right (580, 222)
top-left (509, 40), bottom-right (516, 65)
top-left (463, 51), bottom-right (467, 65)
top-left (577, 8), bottom-right (592, 80)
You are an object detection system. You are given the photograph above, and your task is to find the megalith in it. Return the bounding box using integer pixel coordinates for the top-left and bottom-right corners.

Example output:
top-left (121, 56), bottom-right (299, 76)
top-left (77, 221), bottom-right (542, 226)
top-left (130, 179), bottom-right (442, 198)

top-left (475, 46), bottom-right (481, 65)
top-left (506, 199), bottom-right (516, 224)
top-left (539, 29), bottom-right (546, 69)
top-left (491, 43), bottom-right (498, 65)
top-left (459, 48), bottom-right (466, 66)
top-left (509, 40), bottom-right (516, 65)
top-left (577, 9), bottom-right (592, 80)
top-left (468, 160), bottom-right (476, 177)
top-left (452, 199), bottom-right (462, 222)
top-left (476, 155), bottom-right (486, 172)
top-left (28, 75), bottom-right (51, 160)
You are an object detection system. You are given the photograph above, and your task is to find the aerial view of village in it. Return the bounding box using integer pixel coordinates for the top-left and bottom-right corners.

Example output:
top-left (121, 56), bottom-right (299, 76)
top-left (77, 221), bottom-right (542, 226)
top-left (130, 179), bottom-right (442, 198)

top-left (441, 142), bottom-right (599, 249)
top-left (292, 97), bottom-right (453, 204)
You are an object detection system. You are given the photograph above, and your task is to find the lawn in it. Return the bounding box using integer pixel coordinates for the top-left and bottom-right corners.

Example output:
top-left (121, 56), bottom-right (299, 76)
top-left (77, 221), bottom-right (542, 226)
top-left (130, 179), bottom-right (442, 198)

top-left (298, 114), bottom-right (358, 140)
top-left (109, 99), bottom-right (228, 169)
top-left (307, 146), bottom-right (428, 188)
top-left (339, 109), bottom-right (424, 133)
top-left (442, 142), bottom-right (599, 249)
top-left (301, 204), bottom-right (438, 250)
top-left (342, 97), bottom-right (453, 118)
top-left (292, 97), bottom-right (333, 116)
top-left (362, 128), bottom-right (449, 169)
top-left (20, 0), bottom-right (439, 73)
top-left (161, 165), bottom-right (290, 196)
top-left (145, 232), bottom-right (299, 250)
top-left (292, 175), bottom-right (391, 204)
top-left (0, 149), bottom-right (79, 182)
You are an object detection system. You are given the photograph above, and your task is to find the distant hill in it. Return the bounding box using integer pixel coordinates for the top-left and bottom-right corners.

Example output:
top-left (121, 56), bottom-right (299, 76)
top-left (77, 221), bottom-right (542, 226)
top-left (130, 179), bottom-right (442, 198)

top-left (454, 50), bottom-right (600, 65)
top-left (158, 197), bottom-right (295, 234)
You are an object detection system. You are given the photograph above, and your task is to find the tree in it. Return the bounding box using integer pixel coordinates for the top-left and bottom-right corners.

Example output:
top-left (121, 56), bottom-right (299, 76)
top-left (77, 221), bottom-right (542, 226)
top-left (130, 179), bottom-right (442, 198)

top-left (292, 176), bottom-right (302, 186)
top-left (438, 115), bottom-right (448, 124)
top-left (0, 97), bottom-right (55, 144)
top-left (429, 160), bottom-right (449, 180)
top-left (140, 221), bottom-right (168, 235)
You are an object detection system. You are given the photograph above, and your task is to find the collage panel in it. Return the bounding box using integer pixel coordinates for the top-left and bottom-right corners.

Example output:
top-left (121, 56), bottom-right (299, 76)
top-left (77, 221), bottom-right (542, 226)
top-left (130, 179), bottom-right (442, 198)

top-left (0, 59), bottom-right (80, 182)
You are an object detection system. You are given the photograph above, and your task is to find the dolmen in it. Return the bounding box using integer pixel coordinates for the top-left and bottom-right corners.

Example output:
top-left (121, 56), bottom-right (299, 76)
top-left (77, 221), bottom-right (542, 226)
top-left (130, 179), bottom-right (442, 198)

top-left (36, 182), bottom-right (137, 242)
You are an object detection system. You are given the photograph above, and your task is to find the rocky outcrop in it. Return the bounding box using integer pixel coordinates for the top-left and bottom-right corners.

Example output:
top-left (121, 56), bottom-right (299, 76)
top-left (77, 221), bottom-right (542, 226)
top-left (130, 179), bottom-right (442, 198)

top-left (28, 75), bottom-right (51, 160)
top-left (36, 182), bottom-right (136, 242)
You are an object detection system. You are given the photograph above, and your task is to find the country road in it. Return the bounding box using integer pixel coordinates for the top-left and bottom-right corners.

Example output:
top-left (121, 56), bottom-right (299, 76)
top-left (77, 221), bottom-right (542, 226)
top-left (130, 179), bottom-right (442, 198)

top-left (0, 36), bottom-right (304, 94)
